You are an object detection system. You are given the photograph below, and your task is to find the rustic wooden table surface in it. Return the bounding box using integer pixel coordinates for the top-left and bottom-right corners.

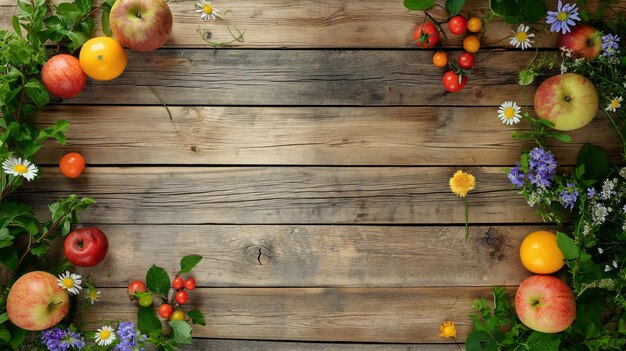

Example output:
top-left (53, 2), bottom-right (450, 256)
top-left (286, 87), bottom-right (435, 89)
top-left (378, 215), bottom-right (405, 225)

top-left (1, 0), bottom-right (623, 349)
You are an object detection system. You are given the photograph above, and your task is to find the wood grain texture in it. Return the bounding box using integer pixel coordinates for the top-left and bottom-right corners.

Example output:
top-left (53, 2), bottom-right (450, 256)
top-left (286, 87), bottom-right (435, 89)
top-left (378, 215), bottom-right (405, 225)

top-left (73, 225), bottom-right (533, 287)
top-left (179, 339), bottom-right (465, 350)
top-left (51, 50), bottom-right (535, 106)
top-left (19, 166), bottom-right (541, 224)
top-left (1, 0), bottom-right (622, 48)
top-left (75, 287), bottom-right (501, 342)
top-left (35, 106), bottom-right (621, 166)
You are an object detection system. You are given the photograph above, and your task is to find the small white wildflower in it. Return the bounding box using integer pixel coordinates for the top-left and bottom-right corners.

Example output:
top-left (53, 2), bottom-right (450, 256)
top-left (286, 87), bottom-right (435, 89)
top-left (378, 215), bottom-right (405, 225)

top-left (606, 96), bottom-right (623, 112)
top-left (582, 223), bottom-right (591, 236)
top-left (613, 260), bottom-right (619, 268)
top-left (601, 178), bottom-right (617, 200)
top-left (560, 62), bottom-right (568, 74)
top-left (620, 167), bottom-right (626, 179)
top-left (605, 265), bottom-right (613, 272)
top-left (509, 24), bottom-right (535, 50)
top-left (598, 247), bottom-right (604, 254)
top-left (560, 46), bottom-right (573, 58)
top-left (95, 326), bottom-right (116, 346)
top-left (56, 271), bottom-right (82, 295)
top-left (498, 101), bottom-right (522, 125)
top-left (2, 157), bottom-right (39, 181)
top-left (592, 203), bottom-right (612, 225)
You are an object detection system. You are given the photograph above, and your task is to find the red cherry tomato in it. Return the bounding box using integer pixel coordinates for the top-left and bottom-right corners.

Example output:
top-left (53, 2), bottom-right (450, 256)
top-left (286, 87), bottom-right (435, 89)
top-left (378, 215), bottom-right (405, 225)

top-left (172, 277), bottom-right (184, 290)
top-left (59, 152), bottom-right (86, 178)
top-left (184, 277), bottom-right (196, 290)
top-left (127, 280), bottom-right (147, 301)
top-left (442, 71), bottom-right (468, 93)
top-left (159, 303), bottom-right (174, 319)
top-left (175, 290), bottom-right (189, 305)
top-left (448, 15), bottom-right (468, 35)
top-left (413, 22), bottom-right (440, 48)
top-left (458, 52), bottom-right (475, 69)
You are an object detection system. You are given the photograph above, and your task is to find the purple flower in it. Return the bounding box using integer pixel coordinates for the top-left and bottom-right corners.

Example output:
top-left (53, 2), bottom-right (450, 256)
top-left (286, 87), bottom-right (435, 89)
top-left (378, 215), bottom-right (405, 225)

top-left (60, 330), bottom-right (85, 350)
top-left (41, 328), bottom-right (85, 351)
top-left (602, 33), bottom-right (621, 57)
top-left (587, 187), bottom-right (596, 199)
top-left (527, 147), bottom-right (557, 188)
top-left (115, 322), bottom-right (146, 351)
top-left (508, 163), bottom-right (525, 187)
top-left (560, 183), bottom-right (579, 210)
top-left (546, 0), bottom-right (581, 34)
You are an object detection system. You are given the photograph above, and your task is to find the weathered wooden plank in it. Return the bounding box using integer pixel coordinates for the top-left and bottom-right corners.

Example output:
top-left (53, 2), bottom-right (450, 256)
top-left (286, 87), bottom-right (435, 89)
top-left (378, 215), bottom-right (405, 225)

top-left (53, 50), bottom-right (535, 106)
top-left (1, 0), bottom-right (621, 48)
top-left (72, 225), bottom-right (533, 287)
top-left (34, 106), bottom-right (621, 166)
top-left (19, 166), bottom-right (541, 224)
top-left (180, 339), bottom-right (465, 351)
top-left (76, 287), bottom-right (500, 342)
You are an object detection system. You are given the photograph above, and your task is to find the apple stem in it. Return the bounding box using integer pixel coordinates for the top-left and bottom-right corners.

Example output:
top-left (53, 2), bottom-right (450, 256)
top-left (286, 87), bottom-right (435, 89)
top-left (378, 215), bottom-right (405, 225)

top-left (136, 11), bottom-right (142, 19)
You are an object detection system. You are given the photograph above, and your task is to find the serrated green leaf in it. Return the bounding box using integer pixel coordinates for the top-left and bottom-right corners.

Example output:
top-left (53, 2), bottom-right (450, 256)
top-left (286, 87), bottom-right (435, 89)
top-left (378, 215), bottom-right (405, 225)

top-left (187, 310), bottom-right (206, 326)
top-left (577, 144), bottom-right (610, 181)
top-left (466, 330), bottom-right (496, 351)
top-left (12, 16), bottom-right (22, 38)
top-left (526, 331), bottom-right (561, 351)
top-left (519, 69), bottom-right (537, 85)
top-left (24, 79), bottom-right (49, 108)
top-left (404, 0), bottom-right (437, 11)
top-left (137, 307), bottom-right (162, 334)
top-left (0, 228), bottom-right (14, 249)
top-left (557, 231), bottom-right (579, 260)
top-left (0, 313), bottom-right (8, 325)
top-left (146, 264), bottom-right (170, 295)
top-left (31, 241), bottom-right (50, 257)
top-left (76, 0), bottom-right (93, 15)
top-left (8, 325), bottom-right (25, 348)
top-left (0, 247), bottom-right (18, 270)
top-left (0, 328), bottom-right (10, 343)
top-left (180, 255), bottom-right (203, 274)
top-left (445, 0), bottom-right (465, 16)
top-left (520, 0), bottom-right (548, 23)
top-left (168, 320), bottom-right (192, 344)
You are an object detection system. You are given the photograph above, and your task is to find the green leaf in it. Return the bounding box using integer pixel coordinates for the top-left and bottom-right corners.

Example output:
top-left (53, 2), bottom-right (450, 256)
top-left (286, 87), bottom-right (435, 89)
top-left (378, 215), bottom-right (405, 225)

top-left (0, 327), bottom-right (10, 343)
top-left (466, 330), bottom-right (497, 351)
top-left (11, 16), bottom-right (22, 38)
top-left (404, 0), bottom-right (437, 11)
top-left (520, 0), bottom-right (548, 23)
top-left (75, 0), bottom-right (93, 15)
top-left (146, 265), bottom-right (170, 295)
top-left (24, 79), bottom-right (49, 108)
top-left (101, 10), bottom-right (112, 37)
top-left (490, 0), bottom-right (524, 24)
top-left (549, 132), bottom-right (572, 143)
top-left (168, 320), bottom-right (193, 344)
top-left (55, 3), bottom-right (82, 19)
top-left (519, 68), bottom-right (537, 85)
top-left (180, 255), bottom-right (203, 274)
top-left (8, 325), bottom-right (25, 348)
top-left (137, 307), bottom-right (162, 334)
top-left (187, 310), bottom-right (206, 326)
top-left (577, 144), bottom-right (610, 181)
top-left (0, 247), bottom-right (18, 270)
top-left (556, 231), bottom-right (579, 260)
top-left (31, 242), bottom-right (50, 258)
top-left (0, 228), bottom-right (15, 249)
top-left (0, 313), bottom-right (8, 325)
top-left (445, 0), bottom-right (465, 16)
top-left (526, 331), bottom-right (561, 351)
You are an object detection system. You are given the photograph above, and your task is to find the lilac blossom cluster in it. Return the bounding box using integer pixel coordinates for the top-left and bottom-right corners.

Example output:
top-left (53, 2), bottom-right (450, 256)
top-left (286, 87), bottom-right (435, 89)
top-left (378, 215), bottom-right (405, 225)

top-left (601, 33), bottom-right (621, 57)
top-left (41, 328), bottom-right (86, 351)
top-left (507, 147), bottom-right (557, 189)
top-left (114, 322), bottom-right (147, 351)
top-left (560, 183), bottom-right (579, 210)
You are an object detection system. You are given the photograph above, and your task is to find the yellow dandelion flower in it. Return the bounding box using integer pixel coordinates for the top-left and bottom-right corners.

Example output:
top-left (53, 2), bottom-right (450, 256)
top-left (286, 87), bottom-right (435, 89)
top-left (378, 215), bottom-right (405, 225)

top-left (439, 321), bottom-right (457, 338)
top-left (450, 170), bottom-right (476, 197)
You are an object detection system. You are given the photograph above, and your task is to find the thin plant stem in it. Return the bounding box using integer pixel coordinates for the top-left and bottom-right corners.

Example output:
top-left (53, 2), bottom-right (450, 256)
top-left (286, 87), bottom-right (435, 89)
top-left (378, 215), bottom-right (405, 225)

top-left (464, 196), bottom-right (469, 240)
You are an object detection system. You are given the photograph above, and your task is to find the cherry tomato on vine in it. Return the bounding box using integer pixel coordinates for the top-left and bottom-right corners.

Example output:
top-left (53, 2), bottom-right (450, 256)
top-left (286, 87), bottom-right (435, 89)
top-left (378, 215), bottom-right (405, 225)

top-left (458, 52), bottom-right (475, 69)
top-left (448, 15), bottom-right (467, 35)
top-left (172, 277), bottom-right (184, 290)
top-left (442, 71), bottom-right (467, 93)
top-left (432, 51), bottom-right (448, 67)
top-left (413, 22), bottom-right (440, 48)
top-left (467, 17), bottom-right (483, 33)
top-left (79, 36), bottom-right (128, 81)
top-left (184, 278), bottom-right (196, 291)
top-left (463, 35), bottom-right (481, 53)
top-left (176, 290), bottom-right (189, 305)
top-left (127, 280), bottom-right (147, 301)
top-left (138, 294), bottom-right (153, 307)
top-left (59, 152), bottom-right (85, 179)
top-left (159, 303), bottom-right (174, 319)
top-left (170, 310), bottom-right (185, 321)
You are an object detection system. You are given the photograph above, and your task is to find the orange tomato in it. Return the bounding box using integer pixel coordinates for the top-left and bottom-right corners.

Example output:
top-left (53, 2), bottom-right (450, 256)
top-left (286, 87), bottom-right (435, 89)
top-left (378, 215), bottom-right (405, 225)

top-left (432, 51), bottom-right (448, 67)
top-left (463, 35), bottom-right (481, 53)
top-left (467, 17), bottom-right (483, 33)
top-left (170, 310), bottom-right (185, 321)
top-left (520, 231), bottom-right (565, 274)
top-left (59, 152), bottom-right (86, 178)
top-left (79, 37), bottom-right (128, 81)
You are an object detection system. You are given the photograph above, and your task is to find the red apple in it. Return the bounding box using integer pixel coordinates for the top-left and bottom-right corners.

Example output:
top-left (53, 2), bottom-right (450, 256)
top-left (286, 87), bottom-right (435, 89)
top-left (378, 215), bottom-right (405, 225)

top-left (557, 25), bottom-right (602, 59)
top-left (109, 0), bottom-right (173, 52)
top-left (64, 227), bottom-right (109, 267)
top-left (515, 275), bottom-right (576, 333)
top-left (41, 54), bottom-right (87, 99)
top-left (7, 271), bottom-right (69, 331)
top-left (534, 73), bottom-right (598, 131)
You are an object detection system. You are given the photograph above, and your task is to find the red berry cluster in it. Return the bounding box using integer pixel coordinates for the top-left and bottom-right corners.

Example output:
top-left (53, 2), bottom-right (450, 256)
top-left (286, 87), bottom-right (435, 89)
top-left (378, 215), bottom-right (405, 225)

top-left (159, 276), bottom-right (196, 320)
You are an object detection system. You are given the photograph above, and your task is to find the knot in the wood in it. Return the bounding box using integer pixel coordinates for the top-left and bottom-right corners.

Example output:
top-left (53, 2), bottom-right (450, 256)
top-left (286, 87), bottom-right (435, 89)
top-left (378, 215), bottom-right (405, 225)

top-left (475, 226), bottom-right (507, 261)
top-left (244, 244), bottom-right (274, 266)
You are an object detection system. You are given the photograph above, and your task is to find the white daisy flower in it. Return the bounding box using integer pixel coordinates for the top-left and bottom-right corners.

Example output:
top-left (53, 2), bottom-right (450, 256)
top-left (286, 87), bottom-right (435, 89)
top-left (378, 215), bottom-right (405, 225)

top-left (195, 0), bottom-right (223, 20)
top-left (498, 101), bottom-right (522, 125)
top-left (2, 157), bottom-right (38, 181)
top-left (85, 288), bottom-right (101, 305)
top-left (510, 24), bottom-right (535, 50)
top-left (606, 96), bottom-right (623, 112)
top-left (95, 326), bottom-right (116, 346)
top-left (57, 271), bottom-right (82, 295)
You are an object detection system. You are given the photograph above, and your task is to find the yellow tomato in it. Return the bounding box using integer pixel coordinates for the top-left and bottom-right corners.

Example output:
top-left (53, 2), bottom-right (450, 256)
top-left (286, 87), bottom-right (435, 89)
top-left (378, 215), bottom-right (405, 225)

top-left (520, 231), bottom-right (565, 274)
top-left (463, 35), bottom-right (481, 53)
top-left (170, 310), bottom-right (185, 321)
top-left (79, 37), bottom-right (128, 81)
top-left (467, 17), bottom-right (483, 33)
top-left (432, 51), bottom-right (448, 67)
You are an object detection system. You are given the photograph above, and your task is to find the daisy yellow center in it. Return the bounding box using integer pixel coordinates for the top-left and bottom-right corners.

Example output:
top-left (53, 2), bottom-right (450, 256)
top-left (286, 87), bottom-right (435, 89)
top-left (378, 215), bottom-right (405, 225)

top-left (203, 4), bottom-right (213, 14)
top-left (99, 329), bottom-right (111, 340)
top-left (89, 290), bottom-right (98, 299)
top-left (504, 107), bottom-right (516, 119)
top-left (13, 164), bottom-right (28, 174)
top-left (610, 99), bottom-right (620, 108)
top-left (557, 12), bottom-right (568, 21)
top-left (516, 32), bottom-right (528, 42)
top-left (62, 278), bottom-right (75, 289)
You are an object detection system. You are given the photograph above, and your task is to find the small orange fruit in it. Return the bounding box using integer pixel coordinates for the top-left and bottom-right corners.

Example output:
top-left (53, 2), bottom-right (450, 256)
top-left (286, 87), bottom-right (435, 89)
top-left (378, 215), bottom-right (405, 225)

top-left (432, 51), bottom-right (448, 67)
top-left (463, 35), bottom-right (481, 53)
top-left (79, 37), bottom-right (128, 81)
top-left (520, 231), bottom-right (565, 274)
top-left (467, 17), bottom-right (483, 33)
